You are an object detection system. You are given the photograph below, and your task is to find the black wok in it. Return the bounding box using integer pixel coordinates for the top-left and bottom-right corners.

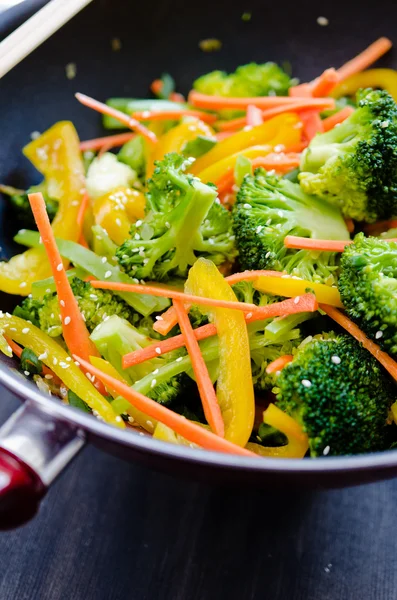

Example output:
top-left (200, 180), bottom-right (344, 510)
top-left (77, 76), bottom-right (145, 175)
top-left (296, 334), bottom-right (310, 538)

top-left (0, 0), bottom-right (396, 528)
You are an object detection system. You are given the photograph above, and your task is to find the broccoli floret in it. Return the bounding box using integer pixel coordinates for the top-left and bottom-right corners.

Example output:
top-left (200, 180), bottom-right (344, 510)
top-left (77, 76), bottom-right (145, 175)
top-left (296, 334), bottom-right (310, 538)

top-left (91, 315), bottom-right (188, 405)
top-left (338, 233), bottom-right (397, 355)
top-left (233, 170), bottom-right (349, 284)
top-left (116, 153), bottom-right (236, 281)
top-left (14, 277), bottom-right (141, 337)
top-left (276, 334), bottom-right (395, 456)
top-left (299, 89), bottom-right (397, 223)
top-left (194, 62), bottom-right (295, 98)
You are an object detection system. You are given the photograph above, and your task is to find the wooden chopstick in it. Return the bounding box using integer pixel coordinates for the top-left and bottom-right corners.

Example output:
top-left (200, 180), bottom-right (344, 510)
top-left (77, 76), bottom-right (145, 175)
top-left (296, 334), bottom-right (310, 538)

top-left (0, 0), bottom-right (94, 80)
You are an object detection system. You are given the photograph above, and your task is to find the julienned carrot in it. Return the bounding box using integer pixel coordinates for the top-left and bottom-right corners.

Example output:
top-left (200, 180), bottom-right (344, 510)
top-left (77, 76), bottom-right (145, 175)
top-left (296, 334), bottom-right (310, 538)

top-left (28, 193), bottom-right (106, 394)
top-left (323, 106), bottom-right (355, 132)
top-left (173, 300), bottom-right (224, 437)
top-left (344, 218), bottom-right (355, 234)
top-left (265, 354), bottom-right (294, 374)
top-left (79, 132), bottom-right (136, 152)
top-left (188, 90), bottom-right (336, 111)
top-left (284, 235), bottom-right (397, 252)
top-left (75, 93), bottom-right (157, 146)
top-left (123, 294), bottom-right (318, 368)
top-left (217, 99), bottom-right (335, 131)
top-left (320, 304), bottom-right (397, 382)
top-left (132, 109), bottom-right (217, 124)
top-left (90, 280), bottom-right (261, 313)
top-left (289, 83), bottom-right (312, 98)
top-left (363, 219), bottom-right (397, 234)
top-left (74, 355), bottom-right (255, 456)
top-left (153, 270), bottom-right (285, 335)
top-left (246, 105), bottom-right (263, 127)
top-left (251, 153), bottom-right (302, 172)
top-left (150, 79), bottom-right (185, 103)
top-left (5, 337), bottom-right (62, 384)
top-left (170, 92), bottom-right (185, 103)
top-left (300, 110), bottom-right (323, 142)
top-left (310, 68), bottom-right (340, 97)
top-left (337, 37), bottom-right (393, 81)
top-left (284, 236), bottom-right (352, 252)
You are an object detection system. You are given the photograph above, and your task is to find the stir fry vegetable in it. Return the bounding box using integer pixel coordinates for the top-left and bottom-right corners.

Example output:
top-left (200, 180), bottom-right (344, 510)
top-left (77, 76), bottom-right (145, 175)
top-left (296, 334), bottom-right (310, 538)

top-left (2, 37), bottom-right (397, 459)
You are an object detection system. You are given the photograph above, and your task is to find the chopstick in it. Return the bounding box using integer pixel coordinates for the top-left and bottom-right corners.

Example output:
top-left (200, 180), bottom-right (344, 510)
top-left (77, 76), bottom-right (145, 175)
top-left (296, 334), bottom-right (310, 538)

top-left (0, 0), bottom-right (94, 80)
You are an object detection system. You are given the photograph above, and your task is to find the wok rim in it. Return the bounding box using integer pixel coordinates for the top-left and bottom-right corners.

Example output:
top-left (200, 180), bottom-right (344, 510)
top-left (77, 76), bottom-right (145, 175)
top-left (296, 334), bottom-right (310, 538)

top-left (1, 360), bottom-right (397, 476)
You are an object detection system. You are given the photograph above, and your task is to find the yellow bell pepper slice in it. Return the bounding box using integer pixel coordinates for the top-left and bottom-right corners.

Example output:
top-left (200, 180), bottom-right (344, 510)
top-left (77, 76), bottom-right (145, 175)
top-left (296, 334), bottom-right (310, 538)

top-left (247, 404), bottom-right (308, 458)
top-left (332, 69), bottom-right (397, 102)
top-left (148, 118), bottom-right (215, 177)
top-left (0, 314), bottom-right (123, 427)
top-left (196, 145), bottom-right (271, 184)
top-left (92, 186), bottom-right (145, 245)
top-left (185, 258), bottom-right (255, 447)
top-left (190, 113), bottom-right (301, 175)
top-left (254, 275), bottom-right (343, 307)
top-left (0, 122), bottom-right (85, 295)
top-left (90, 356), bottom-right (157, 433)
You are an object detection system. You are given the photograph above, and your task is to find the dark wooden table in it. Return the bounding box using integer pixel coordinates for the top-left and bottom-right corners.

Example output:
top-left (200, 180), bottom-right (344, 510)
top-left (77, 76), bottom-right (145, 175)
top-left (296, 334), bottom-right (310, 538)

top-left (0, 386), bottom-right (396, 600)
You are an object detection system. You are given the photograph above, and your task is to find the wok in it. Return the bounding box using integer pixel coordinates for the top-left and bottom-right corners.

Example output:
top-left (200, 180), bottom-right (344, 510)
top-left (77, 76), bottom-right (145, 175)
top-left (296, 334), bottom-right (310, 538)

top-left (0, 0), bottom-right (396, 529)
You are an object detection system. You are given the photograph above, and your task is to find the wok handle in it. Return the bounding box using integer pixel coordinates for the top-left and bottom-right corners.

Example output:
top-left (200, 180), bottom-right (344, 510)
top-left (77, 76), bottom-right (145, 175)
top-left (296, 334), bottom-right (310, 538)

top-left (0, 400), bottom-right (85, 529)
top-left (0, 448), bottom-right (46, 529)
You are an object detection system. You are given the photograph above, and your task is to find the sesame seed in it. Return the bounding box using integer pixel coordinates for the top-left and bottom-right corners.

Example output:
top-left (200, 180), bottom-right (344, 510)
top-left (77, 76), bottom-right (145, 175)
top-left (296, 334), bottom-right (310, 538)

top-left (74, 361), bottom-right (80, 367)
top-left (243, 203), bottom-right (252, 209)
top-left (375, 330), bottom-right (383, 339)
top-left (331, 355), bottom-right (341, 365)
top-left (176, 357), bottom-right (183, 363)
top-left (101, 256), bottom-right (107, 263)
top-left (19, 282), bottom-right (27, 288)
top-left (104, 270), bottom-right (112, 279)
top-left (246, 312), bottom-right (253, 319)
top-left (147, 420), bottom-right (153, 428)
top-left (317, 15), bottom-right (329, 25)
top-left (90, 294), bottom-right (98, 300)
top-left (115, 218), bottom-right (121, 226)
top-left (45, 374), bottom-right (53, 380)
top-left (128, 416), bottom-right (135, 423)
top-left (46, 289), bottom-right (51, 294)
top-left (65, 62), bottom-right (77, 79)
top-left (294, 296), bottom-right (300, 304)
top-left (153, 369), bottom-right (159, 375)
top-left (256, 226), bottom-right (263, 234)
top-left (134, 233), bottom-right (141, 240)
top-left (274, 144), bottom-right (285, 153)
top-left (155, 347), bottom-right (162, 355)
top-left (24, 370), bottom-right (30, 376)
top-left (115, 416), bottom-right (122, 422)
top-left (22, 328), bottom-right (30, 334)
top-left (135, 220), bottom-right (142, 227)
top-left (165, 222), bottom-right (171, 229)
top-left (38, 352), bottom-right (48, 360)
top-left (60, 300), bottom-right (65, 307)
top-left (155, 316), bottom-right (163, 321)
top-left (57, 263), bottom-right (63, 272)
top-left (6, 345), bottom-right (12, 354)
top-left (66, 357), bottom-right (72, 362)
top-left (151, 379), bottom-right (157, 388)
top-left (301, 379), bottom-right (312, 388)
top-left (265, 251), bottom-right (271, 259)
top-left (53, 358), bottom-right (58, 365)
top-left (323, 445), bottom-right (330, 456)
top-left (71, 200), bottom-right (79, 206)
top-left (266, 218), bottom-right (272, 226)
top-left (64, 316), bottom-right (71, 325)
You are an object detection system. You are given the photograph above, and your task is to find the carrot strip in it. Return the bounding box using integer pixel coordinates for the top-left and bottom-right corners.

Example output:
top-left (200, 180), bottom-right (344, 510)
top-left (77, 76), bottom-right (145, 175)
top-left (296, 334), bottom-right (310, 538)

top-left (289, 83), bottom-right (313, 98)
top-left (123, 294), bottom-right (318, 368)
top-left (284, 235), bottom-right (397, 252)
top-left (310, 68), bottom-right (340, 97)
top-left (79, 132), bottom-right (136, 152)
top-left (246, 105), bottom-right (263, 127)
top-left (150, 79), bottom-right (163, 95)
top-left (90, 280), bottom-right (261, 313)
top-left (74, 355), bottom-right (255, 456)
top-left (284, 235), bottom-right (352, 252)
top-left (75, 93), bottom-right (157, 145)
top-left (337, 37), bottom-right (393, 81)
top-left (28, 193), bottom-right (105, 394)
top-left (320, 304), bottom-right (397, 382)
top-left (188, 90), bottom-right (336, 111)
top-left (215, 171), bottom-right (235, 195)
top-left (265, 354), bottom-right (294, 374)
top-left (173, 299), bottom-right (224, 437)
top-left (132, 109), bottom-right (217, 124)
top-left (152, 270), bottom-right (285, 335)
top-left (363, 219), bottom-right (397, 234)
top-left (322, 106), bottom-right (355, 132)
top-left (170, 92), bottom-right (185, 103)
top-left (300, 110), bottom-right (323, 142)
top-left (5, 337), bottom-right (62, 384)
top-left (251, 153), bottom-right (301, 173)
top-left (217, 99), bottom-right (335, 131)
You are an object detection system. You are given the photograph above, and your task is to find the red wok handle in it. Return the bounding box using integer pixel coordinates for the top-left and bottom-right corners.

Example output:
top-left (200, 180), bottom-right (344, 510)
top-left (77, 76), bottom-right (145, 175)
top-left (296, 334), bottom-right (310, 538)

top-left (0, 448), bottom-right (46, 529)
top-left (0, 399), bottom-right (85, 529)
